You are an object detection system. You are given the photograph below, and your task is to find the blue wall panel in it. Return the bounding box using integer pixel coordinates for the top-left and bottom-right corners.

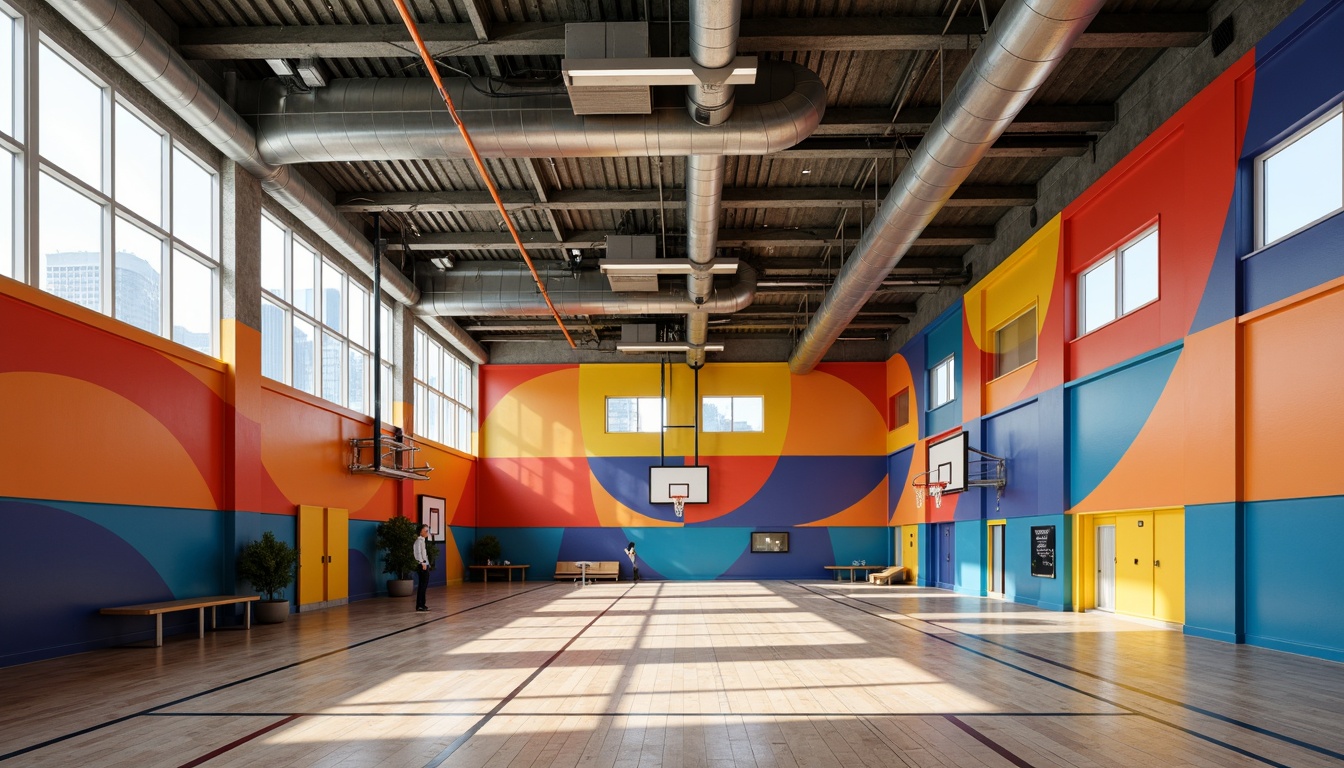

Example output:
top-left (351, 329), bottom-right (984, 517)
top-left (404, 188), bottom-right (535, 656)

top-left (1242, 214), bottom-right (1344, 313)
top-left (888, 445), bottom-right (915, 516)
top-left (982, 400), bottom-right (1041, 519)
top-left (925, 306), bottom-right (964, 437)
top-left (1004, 515), bottom-right (1071, 611)
top-left (1067, 346), bottom-right (1180, 506)
top-left (954, 520), bottom-right (984, 596)
top-left (1244, 497), bottom-right (1344, 661)
top-left (1184, 503), bottom-right (1243, 644)
top-left (1245, 0), bottom-right (1344, 157)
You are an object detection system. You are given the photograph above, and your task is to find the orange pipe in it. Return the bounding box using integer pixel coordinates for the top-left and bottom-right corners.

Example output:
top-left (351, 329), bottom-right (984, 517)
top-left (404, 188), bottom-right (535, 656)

top-left (388, 0), bottom-right (577, 348)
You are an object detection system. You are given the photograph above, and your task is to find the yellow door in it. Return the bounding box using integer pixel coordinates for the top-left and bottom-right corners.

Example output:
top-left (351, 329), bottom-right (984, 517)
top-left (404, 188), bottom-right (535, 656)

top-left (326, 507), bottom-right (349, 602)
top-left (903, 526), bottom-right (920, 584)
top-left (297, 504), bottom-right (325, 606)
top-left (1153, 508), bottom-right (1185, 623)
top-left (1115, 512), bottom-right (1154, 618)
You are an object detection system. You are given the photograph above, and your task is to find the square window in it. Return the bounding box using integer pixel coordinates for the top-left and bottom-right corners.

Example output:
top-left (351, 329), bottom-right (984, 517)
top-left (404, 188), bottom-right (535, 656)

top-left (994, 307), bottom-right (1038, 378)
top-left (1077, 226), bottom-right (1158, 337)
top-left (889, 388), bottom-right (911, 430)
top-left (1258, 111), bottom-right (1343, 247)
top-left (260, 217), bottom-right (286, 298)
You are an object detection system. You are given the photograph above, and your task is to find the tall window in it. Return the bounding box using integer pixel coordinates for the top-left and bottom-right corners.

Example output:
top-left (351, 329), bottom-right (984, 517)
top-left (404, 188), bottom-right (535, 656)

top-left (994, 307), bottom-right (1038, 378)
top-left (1257, 107), bottom-right (1343, 248)
top-left (31, 41), bottom-right (218, 355)
top-left (703, 396), bottom-right (764, 432)
top-left (414, 327), bottom-right (473, 452)
top-left (888, 388), bottom-right (910, 430)
top-left (606, 397), bottom-right (663, 433)
top-left (0, 5), bottom-right (18, 280)
top-left (930, 356), bottom-right (955, 410)
top-left (379, 301), bottom-right (393, 424)
top-left (260, 213), bottom-right (373, 415)
top-left (1078, 227), bottom-right (1158, 336)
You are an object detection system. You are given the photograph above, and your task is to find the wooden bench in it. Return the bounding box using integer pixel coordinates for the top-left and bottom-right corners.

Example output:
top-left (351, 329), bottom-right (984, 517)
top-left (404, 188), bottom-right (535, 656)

top-left (555, 561), bottom-right (620, 582)
top-left (867, 565), bottom-right (908, 585)
top-left (469, 564), bottom-right (530, 583)
top-left (824, 564), bottom-right (888, 582)
top-left (100, 595), bottom-right (260, 647)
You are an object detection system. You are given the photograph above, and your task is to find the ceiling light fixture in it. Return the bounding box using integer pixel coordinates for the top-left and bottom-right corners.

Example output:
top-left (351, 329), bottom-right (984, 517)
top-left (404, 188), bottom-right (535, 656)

top-left (265, 58), bottom-right (295, 76)
top-left (616, 342), bottom-right (726, 354)
top-left (561, 57), bottom-right (758, 88)
top-left (599, 258), bottom-right (739, 275)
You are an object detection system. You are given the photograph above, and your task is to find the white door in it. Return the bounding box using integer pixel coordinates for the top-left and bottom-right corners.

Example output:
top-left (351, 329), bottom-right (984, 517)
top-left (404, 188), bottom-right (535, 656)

top-left (1096, 525), bottom-right (1116, 612)
top-left (990, 525), bottom-right (1005, 594)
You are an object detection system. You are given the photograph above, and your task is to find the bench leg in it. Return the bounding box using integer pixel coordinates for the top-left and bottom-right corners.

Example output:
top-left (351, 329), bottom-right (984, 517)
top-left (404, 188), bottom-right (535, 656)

top-left (155, 615), bottom-right (163, 648)
top-left (198, 607), bottom-right (206, 639)
top-left (244, 601), bottom-right (252, 630)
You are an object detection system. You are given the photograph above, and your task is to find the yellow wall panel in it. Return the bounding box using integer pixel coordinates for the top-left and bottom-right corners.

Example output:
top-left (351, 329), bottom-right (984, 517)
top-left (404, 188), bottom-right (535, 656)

top-left (297, 504), bottom-right (325, 606)
top-left (482, 368), bottom-right (583, 459)
top-left (1115, 512), bottom-right (1154, 618)
top-left (1153, 508), bottom-right (1185, 623)
top-left (326, 507), bottom-right (349, 602)
top-left (902, 525), bottom-right (920, 584)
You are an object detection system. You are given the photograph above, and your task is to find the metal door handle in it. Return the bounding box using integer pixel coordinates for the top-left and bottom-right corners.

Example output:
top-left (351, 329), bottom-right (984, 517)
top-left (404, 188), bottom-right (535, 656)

top-left (1134, 558), bottom-right (1139, 564)
top-left (1154, 560), bottom-right (1160, 567)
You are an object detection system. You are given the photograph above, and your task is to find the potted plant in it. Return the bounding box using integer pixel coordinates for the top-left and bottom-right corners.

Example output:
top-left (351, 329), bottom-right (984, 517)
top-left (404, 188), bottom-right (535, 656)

top-left (470, 534), bottom-right (502, 566)
top-left (237, 531), bottom-right (299, 624)
top-left (375, 516), bottom-right (438, 597)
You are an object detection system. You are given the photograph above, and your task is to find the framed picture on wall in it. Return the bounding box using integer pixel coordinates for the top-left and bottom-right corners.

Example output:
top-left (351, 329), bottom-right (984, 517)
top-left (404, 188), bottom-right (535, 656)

top-left (419, 495), bottom-right (446, 542)
top-left (751, 532), bottom-right (789, 553)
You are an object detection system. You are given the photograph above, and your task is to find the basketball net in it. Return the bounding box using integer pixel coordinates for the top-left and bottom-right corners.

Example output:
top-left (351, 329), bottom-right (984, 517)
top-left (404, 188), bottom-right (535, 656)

top-left (672, 495), bottom-right (686, 518)
top-left (914, 482), bottom-right (946, 509)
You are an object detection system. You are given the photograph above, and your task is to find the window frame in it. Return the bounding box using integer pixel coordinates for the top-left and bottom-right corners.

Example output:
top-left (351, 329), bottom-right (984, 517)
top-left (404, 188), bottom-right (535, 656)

top-left (929, 355), bottom-right (955, 411)
top-left (702, 395), bottom-right (764, 433)
top-left (413, 325), bottom-right (474, 452)
top-left (23, 36), bottom-right (220, 355)
top-left (260, 210), bottom-right (375, 415)
top-left (992, 305), bottom-right (1038, 379)
top-left (1254, 105), bottom-right (1344, 249)
top-left (605, 396), bottom-right (665, 434)
top-left (1076, 225), bottom-right (1160, 338)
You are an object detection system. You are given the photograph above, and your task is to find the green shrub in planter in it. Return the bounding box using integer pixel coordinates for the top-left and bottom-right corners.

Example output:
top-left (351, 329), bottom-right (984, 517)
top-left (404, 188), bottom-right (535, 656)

top-left (470, 534), bottom-right (502, 565)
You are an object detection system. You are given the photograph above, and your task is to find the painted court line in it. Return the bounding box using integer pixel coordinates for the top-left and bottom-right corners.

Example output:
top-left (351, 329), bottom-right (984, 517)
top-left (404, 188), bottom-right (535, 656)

top-left (844, 588), bottom-right (1344, 765)
top-left (146, 710), bottom-right (1136, 719)
top-left (0, 584), bottom-right (556, 762)
top-left (793, 582), bottom-right (1297, 768)
top-left (175, 714), bottom-right (301, 768)
top-left (422, 584), bottom-right (635, 768)
top-left (945, 714), bottom-right (1037, 768)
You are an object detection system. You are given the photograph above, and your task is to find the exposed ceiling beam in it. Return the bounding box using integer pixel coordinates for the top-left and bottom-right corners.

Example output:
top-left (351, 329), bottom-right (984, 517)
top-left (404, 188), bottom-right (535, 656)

top-left (457, 0), bottom-right (502, 77)
top-left (816, 104), bottom-right (1115, 136)
top-left (177, 14), bottom-right (1205, 59)
top-left (384, 227), bottom-right (993, 251)
top-left (760, 256), bottom-right (963, 274)
top-left (335, 184), bottom-right (1035, 213)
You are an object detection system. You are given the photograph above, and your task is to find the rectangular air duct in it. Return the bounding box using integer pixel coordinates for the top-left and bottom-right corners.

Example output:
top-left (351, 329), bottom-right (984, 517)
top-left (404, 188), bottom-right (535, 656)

top-left (564, 22), bottom-right (652, 115)
top-left (604, 235), bottom-right (659, 291)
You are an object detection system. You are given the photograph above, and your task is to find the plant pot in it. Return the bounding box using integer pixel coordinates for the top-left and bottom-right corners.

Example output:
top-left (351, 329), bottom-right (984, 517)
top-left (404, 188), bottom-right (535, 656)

top-left (387, 578), bottom-right (414, 597)
top-left (256, 599), bottom-right (291, 624)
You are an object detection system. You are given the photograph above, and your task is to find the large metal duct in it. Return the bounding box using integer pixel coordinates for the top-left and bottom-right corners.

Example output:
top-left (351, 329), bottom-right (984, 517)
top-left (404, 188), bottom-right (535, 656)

top-left (44, 0), bottom-right (488, 365)
top-left (788, 0), bottom-right (1104, 374)
top-left (414, 264), bottom-right (757, 317)
top-left (240, 60), bottom-right (825, 164)
top-left (683, 0), bottom-right (742, 368)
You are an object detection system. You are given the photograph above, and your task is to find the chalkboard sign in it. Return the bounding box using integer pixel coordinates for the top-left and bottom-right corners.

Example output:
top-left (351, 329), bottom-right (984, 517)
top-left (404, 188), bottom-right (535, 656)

top-left (1031, 525), bottom-right (1056, 578)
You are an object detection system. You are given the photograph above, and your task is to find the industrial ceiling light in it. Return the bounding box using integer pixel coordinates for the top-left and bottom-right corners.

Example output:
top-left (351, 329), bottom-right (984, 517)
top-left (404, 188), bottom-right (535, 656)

top-left (561, 57), bottom-right (758, 87)
top-left (615, 342), bottom-right (726, 353)
top-left (599, 258), bottom-right (739, 275)
top-left (429, 256), bottom-right (454, 270)
top-left (265, 58), bottom-right (295, 76)
top-left (295, 58), bottom-right (327, 88)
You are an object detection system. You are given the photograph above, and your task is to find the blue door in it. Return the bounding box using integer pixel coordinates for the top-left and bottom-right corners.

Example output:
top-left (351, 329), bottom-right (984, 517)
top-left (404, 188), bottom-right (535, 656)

top-left (936, 523), bottom-right (956, 589)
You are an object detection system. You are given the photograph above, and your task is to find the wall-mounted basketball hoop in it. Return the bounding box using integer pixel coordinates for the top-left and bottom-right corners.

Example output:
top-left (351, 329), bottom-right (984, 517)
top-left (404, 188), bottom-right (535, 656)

top-left (349, 431), bottom-right (432, 480)
top-left (909, 431), bottom-right (1006, 510)
top-left (671, 495), bottom-right (687, 518)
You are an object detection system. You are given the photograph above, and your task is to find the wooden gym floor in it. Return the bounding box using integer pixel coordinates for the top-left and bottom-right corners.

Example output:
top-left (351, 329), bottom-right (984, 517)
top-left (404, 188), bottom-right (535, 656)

top-left (2, 581), bottom-right (1342, 767)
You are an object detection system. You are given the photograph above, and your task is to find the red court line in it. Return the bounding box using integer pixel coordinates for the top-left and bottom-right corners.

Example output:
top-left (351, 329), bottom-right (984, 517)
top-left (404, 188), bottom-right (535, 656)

top-left (176, 714), bottom-right (301, 768)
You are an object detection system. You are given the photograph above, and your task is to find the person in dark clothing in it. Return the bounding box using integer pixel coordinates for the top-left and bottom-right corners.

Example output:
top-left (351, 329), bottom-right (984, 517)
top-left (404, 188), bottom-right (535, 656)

top-left (413, 524), bottom-right (431, 611)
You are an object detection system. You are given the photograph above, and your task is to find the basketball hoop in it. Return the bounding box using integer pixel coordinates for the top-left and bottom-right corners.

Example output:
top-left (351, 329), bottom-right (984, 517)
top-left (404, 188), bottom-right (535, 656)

top-left (671, 495), bottom-right (686, 518)
top-left (913, 481), bottom-right (947, 509)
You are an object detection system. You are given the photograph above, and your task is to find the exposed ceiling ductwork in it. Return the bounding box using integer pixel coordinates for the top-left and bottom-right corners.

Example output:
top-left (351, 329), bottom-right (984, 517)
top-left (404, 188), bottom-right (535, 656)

top-left (237, 60), bottom-right (825, 165)
top-left (44, 0), bottom-right (488, 364)
top-left (413, 263), bottom-right (757, 318)
top-left (788, 0), bottom-right (1105, 374)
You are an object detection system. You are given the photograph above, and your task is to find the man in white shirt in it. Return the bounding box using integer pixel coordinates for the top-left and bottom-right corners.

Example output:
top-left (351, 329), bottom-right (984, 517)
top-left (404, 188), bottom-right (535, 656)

top-left (414, 524), bottom-right (431, 611)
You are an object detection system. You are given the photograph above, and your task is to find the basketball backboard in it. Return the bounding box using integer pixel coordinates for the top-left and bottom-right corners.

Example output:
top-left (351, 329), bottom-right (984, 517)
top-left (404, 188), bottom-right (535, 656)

top-left (926, 431), bottom-right (968, 494)
top-left (649, 465), bottom-right (709, 504)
